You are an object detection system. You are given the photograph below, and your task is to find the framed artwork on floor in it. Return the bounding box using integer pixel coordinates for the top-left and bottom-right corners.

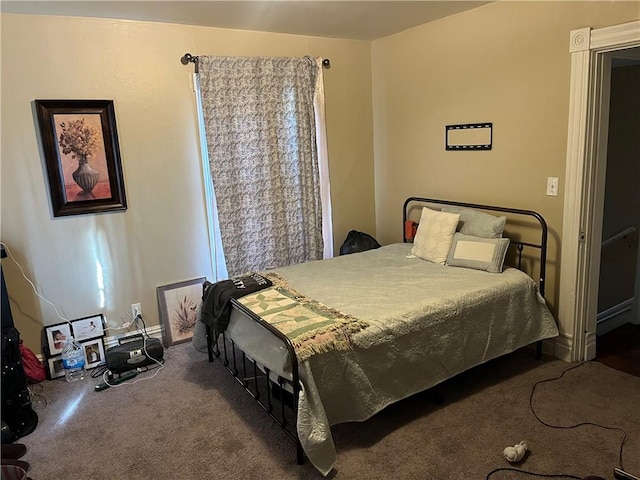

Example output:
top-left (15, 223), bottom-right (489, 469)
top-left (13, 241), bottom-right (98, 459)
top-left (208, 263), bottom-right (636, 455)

top-left (70, 313), bottom-right (105, 341)
top-left (44, 322), bottom-right (72, 357)
top-left (157, 277), bottom-right (206, 347)
top-left (81, 338), bottom-right (106, 370)
top-left (46, 355), bottom-right (65, 380)
top-left (34, 99), bottom-right (127, 217)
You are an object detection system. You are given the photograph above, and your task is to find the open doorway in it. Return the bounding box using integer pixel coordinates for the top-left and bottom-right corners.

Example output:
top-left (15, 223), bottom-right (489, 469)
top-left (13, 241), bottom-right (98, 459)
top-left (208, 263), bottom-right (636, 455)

top-left (594, 50), bottom-right (640, 376)
top-left (558, 21), bottom-right (640, 363)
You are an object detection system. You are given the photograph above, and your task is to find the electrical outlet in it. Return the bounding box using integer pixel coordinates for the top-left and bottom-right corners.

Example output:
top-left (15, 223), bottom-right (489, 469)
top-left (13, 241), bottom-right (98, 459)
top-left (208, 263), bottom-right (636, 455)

top-left (546, 177), bottom-right (559, 196)
top-left (131, 303), bottom-right (142, 319)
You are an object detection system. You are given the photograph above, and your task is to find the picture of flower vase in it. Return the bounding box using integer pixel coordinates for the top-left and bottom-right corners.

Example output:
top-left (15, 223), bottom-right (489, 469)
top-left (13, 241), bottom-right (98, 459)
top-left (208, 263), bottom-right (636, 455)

top-left (58, 118), bottom-right (101, 192)
top-left (72, 156), bottom-right (100, 192)
top-left (35, 99), bottom-right (128, 217)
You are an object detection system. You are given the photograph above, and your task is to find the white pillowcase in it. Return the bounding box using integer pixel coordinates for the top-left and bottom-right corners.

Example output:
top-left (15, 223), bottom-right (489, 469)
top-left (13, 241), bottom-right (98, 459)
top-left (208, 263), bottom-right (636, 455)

top-left (411, 207), bottom-right (460, 265)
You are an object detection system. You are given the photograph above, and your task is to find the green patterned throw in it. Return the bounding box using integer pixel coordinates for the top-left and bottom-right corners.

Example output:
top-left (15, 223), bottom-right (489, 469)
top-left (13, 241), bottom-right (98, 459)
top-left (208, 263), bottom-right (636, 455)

top-left (237, 273), bottom-right (369, 362)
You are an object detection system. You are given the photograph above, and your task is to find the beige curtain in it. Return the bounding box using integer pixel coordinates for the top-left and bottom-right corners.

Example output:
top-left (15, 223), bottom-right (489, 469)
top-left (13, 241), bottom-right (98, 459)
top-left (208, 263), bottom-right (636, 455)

top-left (198, 56), bottom-right (324, 277)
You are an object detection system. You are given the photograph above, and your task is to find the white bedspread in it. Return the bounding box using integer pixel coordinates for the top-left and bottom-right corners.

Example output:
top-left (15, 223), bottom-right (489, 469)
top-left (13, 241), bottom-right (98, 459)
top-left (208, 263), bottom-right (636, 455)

top-left (197, 243), bottom-right (559, 475)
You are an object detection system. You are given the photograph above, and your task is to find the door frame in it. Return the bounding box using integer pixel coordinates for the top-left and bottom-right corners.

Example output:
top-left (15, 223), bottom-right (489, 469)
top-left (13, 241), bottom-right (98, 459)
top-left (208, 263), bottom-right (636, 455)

top-left (558, 21), bottom-right (640, 362)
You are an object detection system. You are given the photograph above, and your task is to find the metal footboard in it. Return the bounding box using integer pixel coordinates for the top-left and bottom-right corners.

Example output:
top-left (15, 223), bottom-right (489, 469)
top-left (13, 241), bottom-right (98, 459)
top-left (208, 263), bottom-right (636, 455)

top-left (205, 302), bottom-right (304, 465)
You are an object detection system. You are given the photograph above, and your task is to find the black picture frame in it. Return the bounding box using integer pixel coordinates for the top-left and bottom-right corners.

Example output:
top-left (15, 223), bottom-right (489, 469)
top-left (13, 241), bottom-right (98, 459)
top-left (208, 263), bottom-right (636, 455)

top-left (34, 99), bottom-right (127, 217)
top-left (46, 355), bottom-right (66, 380)
top-left (70, 313), bottom-right (105, 342)
top-left (44, 321), bottom-right (72, 357)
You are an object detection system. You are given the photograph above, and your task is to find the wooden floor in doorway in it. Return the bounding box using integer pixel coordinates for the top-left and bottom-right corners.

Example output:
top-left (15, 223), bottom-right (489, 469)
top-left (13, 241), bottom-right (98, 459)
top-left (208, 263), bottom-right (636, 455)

top-left (596, 323), bottom-right (640, 377)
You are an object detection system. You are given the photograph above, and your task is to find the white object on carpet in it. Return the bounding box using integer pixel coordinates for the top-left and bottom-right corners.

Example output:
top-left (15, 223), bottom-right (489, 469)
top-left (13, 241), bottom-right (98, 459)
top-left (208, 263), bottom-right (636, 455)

top-left (503, 441), bottom-right (528, 463)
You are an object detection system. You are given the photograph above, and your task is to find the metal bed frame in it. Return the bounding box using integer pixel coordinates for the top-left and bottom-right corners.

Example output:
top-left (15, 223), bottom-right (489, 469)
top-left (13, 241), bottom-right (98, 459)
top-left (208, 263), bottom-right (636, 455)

top-left (205, 302), bottom-right (304, 464)
top-left (204, 197), bottom-right (550, 466)
top-left (403, 197), bottom-right (549, 360)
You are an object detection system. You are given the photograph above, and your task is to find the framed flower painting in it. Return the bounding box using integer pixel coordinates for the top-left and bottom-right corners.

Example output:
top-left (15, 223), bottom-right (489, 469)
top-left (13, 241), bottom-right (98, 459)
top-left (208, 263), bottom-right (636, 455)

top-left (157, 277), bottom-right (206, 347)
top-left (35, 99), bottom-right (127, 217)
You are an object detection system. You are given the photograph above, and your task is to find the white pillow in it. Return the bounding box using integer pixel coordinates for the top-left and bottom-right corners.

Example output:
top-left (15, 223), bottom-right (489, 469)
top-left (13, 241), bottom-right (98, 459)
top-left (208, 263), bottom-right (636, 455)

top-left (411, 207), bottom-right (460, 265)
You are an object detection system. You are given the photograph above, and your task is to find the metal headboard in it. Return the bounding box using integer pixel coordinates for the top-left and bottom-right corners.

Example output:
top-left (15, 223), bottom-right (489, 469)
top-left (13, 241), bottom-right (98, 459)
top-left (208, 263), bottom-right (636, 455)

top-left (402, 197), bottom-right (548, 297)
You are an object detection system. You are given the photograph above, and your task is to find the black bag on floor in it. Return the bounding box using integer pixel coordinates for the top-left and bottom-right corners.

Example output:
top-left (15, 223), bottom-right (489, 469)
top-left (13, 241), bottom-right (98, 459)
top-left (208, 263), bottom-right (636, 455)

top-left (339, 230), bottom-right (381, 255)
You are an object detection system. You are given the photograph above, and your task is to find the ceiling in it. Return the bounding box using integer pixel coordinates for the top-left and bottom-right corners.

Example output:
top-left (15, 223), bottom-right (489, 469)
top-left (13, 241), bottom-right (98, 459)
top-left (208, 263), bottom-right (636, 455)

top-left (0, 1), bottom-right (492, 41)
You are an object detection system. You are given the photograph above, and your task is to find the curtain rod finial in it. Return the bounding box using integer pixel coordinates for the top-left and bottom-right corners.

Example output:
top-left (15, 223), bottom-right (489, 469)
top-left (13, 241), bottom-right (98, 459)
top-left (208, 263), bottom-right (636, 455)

top-left (181, 53), bottom-right (197, 65)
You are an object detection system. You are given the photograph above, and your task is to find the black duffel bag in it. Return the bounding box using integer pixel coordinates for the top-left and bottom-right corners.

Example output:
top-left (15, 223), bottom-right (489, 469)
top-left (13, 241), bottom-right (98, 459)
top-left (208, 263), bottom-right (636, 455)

top-left (339, 230), bottom-right (381, 255)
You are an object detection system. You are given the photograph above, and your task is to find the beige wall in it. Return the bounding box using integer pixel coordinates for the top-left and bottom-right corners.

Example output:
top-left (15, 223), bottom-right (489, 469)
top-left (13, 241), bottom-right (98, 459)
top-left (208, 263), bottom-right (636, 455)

top-left (371, 1), bottom-right (640, 317)
top-left (0, 14), bottom-right (375, 351)
top-left (3, 3), bottom-right (639, 355)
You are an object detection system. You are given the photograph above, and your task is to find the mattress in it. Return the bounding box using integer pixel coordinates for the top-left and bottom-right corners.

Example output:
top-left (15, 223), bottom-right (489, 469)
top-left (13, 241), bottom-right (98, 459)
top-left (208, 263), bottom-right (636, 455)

top-left (201, 243), bottom-right (559, 475)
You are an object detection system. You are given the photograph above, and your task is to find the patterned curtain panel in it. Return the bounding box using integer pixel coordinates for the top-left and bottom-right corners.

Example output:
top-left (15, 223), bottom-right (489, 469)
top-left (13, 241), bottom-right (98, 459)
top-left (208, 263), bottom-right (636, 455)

top-left (198, 56), bottom-right (323, 277)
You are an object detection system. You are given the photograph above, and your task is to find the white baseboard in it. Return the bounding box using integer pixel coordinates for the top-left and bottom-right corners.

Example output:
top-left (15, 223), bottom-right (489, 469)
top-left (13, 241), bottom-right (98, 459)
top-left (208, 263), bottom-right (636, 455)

top-left (585, 329), bottom-right (597, 361)
top-left (103, 325), bottom-right (163, 349)
top-left (554, 332), bottom-right (574, 362)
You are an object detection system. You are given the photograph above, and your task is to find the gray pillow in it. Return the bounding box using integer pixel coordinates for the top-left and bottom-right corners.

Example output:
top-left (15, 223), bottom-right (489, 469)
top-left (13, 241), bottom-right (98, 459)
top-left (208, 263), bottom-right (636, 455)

top-left (446, 233), bottom-right (510, 273)
top-left (441, 206), bottom-right (506, 239)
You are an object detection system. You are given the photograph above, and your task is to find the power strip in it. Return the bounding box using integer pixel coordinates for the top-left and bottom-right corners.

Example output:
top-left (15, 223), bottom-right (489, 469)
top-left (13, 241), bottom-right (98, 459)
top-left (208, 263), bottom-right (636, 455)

top-left (94, 370), bottom-right (138, 391)
top-left (615, 468), bottom-right (640, 480)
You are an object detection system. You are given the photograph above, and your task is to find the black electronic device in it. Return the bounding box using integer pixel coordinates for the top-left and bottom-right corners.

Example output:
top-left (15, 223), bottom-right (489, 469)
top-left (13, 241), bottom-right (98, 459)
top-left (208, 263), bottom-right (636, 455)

top-left (105, 334), bottom-right (163, 373)
top-left (95, 370), bottom-right (138, 391)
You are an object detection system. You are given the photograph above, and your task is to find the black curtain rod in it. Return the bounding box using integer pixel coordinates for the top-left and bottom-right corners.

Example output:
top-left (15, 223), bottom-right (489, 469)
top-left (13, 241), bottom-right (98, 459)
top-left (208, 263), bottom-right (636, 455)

top-left (181, 53), bottom-right (199, 73)
top-left (180, 53), bottom-right (330, 72)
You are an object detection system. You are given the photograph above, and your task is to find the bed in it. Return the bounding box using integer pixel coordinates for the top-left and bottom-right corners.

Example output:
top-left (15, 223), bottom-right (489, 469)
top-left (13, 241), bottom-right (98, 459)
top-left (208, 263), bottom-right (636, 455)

top-left (194, 197), bottom-right (559, 476)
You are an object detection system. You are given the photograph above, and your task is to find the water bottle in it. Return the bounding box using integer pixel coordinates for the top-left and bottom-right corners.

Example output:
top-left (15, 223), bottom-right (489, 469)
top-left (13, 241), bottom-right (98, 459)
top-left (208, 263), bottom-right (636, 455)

top-left (61, 337), bottom-right (86, 382)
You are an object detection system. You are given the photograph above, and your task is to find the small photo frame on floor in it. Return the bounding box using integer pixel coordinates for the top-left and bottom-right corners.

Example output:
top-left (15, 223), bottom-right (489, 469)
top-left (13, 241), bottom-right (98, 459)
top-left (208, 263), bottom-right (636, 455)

top-left (157, 277), bottom-right (205, 347)
top-left (70, 313), bottom-right (105, 341)
top-left (47, 355), bottom-right (65, 380)
top-left (44, 322), bottom-right (72, 356)
top-left (81, 338), bottom-right (106, 369)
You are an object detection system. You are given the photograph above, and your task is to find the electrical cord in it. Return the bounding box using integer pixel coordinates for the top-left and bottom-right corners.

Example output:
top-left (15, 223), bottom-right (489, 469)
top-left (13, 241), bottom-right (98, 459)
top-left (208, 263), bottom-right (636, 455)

top-left (1, 241), bottom-right (72, 325)
top-left (486, 468), bottom-right (581, 479)
top-left (91, 365), bottom-right (109, 379)
top-left (486, 361), bottom-right (630, 479)
top-left (1, 240), bottom-right (137, 335)
top-left (529, 362), bottom-right (628, 472)
top-left (134, 313), bottom-right (150, 337)
top-left (101, 315), bottom-right (165, 388)
top-left (132, 361), bottom-right (164, 374)
top-left (2, 240), bottom-right (164, 386)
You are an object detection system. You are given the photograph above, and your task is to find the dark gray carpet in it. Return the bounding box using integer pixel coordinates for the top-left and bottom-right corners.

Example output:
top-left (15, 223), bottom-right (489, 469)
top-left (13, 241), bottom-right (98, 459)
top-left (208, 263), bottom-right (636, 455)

top-left (18, 343), bottom-right (640, 479)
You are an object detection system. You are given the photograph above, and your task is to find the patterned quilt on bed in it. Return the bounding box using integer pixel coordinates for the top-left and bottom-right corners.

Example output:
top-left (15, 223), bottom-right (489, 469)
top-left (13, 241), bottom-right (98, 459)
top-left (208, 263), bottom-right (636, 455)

top-left (236, 273), bottom-right (369, 362)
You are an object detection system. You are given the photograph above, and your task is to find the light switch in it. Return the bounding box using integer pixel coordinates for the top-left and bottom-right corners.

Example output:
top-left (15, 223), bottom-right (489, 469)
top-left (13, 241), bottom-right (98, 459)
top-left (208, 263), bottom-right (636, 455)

top-left (546, 177), bottom-right (559, 196)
